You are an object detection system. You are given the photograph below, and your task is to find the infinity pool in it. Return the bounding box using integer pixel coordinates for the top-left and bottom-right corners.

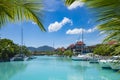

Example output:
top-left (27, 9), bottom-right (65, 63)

top-left (0, 56), bottom-right (120, 80)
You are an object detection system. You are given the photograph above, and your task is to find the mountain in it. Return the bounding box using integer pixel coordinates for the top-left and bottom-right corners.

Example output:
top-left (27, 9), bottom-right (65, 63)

top-left (27, 47), bottom-right (36, 52)
top-left (28, 45), bottom-right (55, 52)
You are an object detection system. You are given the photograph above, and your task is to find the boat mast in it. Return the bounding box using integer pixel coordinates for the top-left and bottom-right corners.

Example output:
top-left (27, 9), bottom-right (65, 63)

top-left (81, 27), bottom-right (84, 55)
top-left (21, 26), bottom-right (23, 54)
top-left (53, 42), bottom-right (54, 50)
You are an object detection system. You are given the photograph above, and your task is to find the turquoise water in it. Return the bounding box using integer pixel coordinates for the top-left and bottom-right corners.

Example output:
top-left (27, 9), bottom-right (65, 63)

top-left (0, 56), bottom-right (120, 80)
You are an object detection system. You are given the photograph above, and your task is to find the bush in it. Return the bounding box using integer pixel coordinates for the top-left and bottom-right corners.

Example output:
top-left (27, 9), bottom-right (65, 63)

top-left (0, 38), bottom-right (31, 61)
top-left (64, 50), bottom-right (73, 57)
top-left (93, 44), bottom-right (120, 56)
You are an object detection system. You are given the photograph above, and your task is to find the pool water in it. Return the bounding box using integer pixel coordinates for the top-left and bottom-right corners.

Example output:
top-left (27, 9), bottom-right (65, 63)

top-left (0, 56), bottom-right (120, 80)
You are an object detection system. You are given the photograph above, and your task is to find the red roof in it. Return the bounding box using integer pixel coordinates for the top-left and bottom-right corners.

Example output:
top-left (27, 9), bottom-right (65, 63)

top-left (69, 44), bottom-right (75, 48)
top-left (56, 47), bottom-right (65, 51)
top-left (61, 47), bottom-right (65, 51)
top-left (76, 41), bottom-right (84, 45)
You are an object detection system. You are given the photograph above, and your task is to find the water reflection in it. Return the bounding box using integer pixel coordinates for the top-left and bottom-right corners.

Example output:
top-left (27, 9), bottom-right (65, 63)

top-left (99, 68), bottom-right (120, 80)
top-left (0, 56), bottom-right (119, 80)
top-left (40, 56), bottom-right (120, 80)
top-left (65, 59), bottom-right (120, 80)
top-left (0, 62), bottom-right (27, 80)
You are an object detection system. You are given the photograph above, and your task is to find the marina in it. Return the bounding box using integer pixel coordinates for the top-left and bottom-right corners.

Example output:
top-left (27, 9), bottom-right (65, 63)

top-left (0, 56), bottom-right (120, 80)
top-left (0, 0), bottom-right (120, 80)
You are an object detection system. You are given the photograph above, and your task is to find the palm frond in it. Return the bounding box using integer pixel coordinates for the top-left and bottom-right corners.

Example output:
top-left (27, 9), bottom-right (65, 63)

top-left (85, 0), bottom-right (120, 43)
top-left (103, 31), bottom-right (120, 42)
top-left (0, 0), bottom-right (46, 31)
top-left (65, 0), bottom-right (75, 6)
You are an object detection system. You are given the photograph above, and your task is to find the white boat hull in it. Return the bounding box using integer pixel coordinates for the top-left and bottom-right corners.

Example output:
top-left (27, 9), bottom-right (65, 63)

top-left (99, 60), bottom-right (112, 68)
top-left (72, 55), bottom-right (91, 61)
top-left (109, 61), bottom-right (120, 70)
top-left (89, 58), bottom-right (99, 63)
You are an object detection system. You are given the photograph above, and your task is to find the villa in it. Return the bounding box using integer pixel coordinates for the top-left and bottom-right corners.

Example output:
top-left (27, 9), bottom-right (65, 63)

top-left (67, 41), bottom-right (95, 55)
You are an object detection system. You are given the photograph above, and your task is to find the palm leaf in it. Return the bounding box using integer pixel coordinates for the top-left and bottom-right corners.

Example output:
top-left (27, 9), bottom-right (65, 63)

top-left (0, 0), bottom-right (46, 31)
top-left (103, 31), bottom-right (120, 42)
top-left (65, 0), bottom-right (75, 5)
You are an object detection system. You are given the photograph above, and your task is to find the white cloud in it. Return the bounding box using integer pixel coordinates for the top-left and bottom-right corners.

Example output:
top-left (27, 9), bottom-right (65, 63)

top-left (66, 27), bottom-right (97, 35)
top-left (61, 17), bottom-right (73, 25)
top-left (66, 28), bottom-right (84, 34)
top-left (32, 22), bottom-right (36, 25)
top-left (68, 1), bottom-right (84, 10)
top-left (48, 17), bottom-right (72, 32)
top-left (86, 27), bottom-right (97, 33)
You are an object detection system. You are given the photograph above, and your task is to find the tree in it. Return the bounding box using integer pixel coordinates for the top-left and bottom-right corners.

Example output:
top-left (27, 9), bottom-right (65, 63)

top-left (64, 50), bottom-right (73, 57)
top-left (57, 50), bottom-right (63, 55)
top-left (93, 44), bottom-right (120, 56)
top-left (21, 46), bottom-right (31, 56)
top-left (54, 49), bottom-right (63, 56)
top-left (0, 38), bottom-right (31, 61)
top-left (0, 0), bottom-right (45, 31)
top-left (111, 45), bottom-right (120, 55)
top-left (93, 44), bottom-right (111, 56)
top-left (0, 39), bottom-right (15, 60)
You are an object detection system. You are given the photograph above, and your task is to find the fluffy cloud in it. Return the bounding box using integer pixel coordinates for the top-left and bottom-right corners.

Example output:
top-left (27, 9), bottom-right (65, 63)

top-left (48, 17), bottom-right (72, 32)
top-left (66, 27), bottom-right (97, 34)
top-left (66, 28), bottom-right (84, 34)
top-left (87, 27), bottom-right (97, 33)
top-left (32, 22), bottom-right (36, 25)
top-left (68, 1), bottom-right (84, 10)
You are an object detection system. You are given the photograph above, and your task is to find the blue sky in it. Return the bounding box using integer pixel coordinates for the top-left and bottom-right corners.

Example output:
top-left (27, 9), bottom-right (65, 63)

top-left (0, 0), bottom-right (105, 48)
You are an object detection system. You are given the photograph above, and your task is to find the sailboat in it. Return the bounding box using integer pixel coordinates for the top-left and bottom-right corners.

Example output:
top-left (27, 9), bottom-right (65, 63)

top-left (10, 26), bottom-right (28, 61)
top-left (72, 28), bottom-right (91, 61)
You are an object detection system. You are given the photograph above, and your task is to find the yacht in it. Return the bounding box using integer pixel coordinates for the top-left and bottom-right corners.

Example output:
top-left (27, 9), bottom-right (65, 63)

top-left (72, 54), bottom-right (91, 61)
top-left (10, 25), bottom-right (28, 61)
top-left (108, 56), bottom-right (120, 70)
top-left (27, 56), bottom-right (36, 60)
top-left (99, 59), bottom-right (112, 69)
top-left (10, 54), bottom-right (28, 61)
top-left (89, 57), bottom-right (99, 63)
top-left (99, 56), bottom-right (120, 69)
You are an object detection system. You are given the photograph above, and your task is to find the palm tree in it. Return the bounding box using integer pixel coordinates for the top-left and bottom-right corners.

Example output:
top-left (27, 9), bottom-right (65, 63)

top-left (0, 0), bottom-right (45, 31)
top-left (65, 0), bottom-right (120, 42)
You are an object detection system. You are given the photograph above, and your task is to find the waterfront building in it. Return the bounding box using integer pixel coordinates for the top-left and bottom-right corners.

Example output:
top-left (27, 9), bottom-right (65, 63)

top-left (67, 41), bottom-right (95, 55)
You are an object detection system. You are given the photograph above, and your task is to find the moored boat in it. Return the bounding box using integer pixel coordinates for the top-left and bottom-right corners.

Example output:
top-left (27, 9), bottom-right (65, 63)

top-left (72, 54), bottom-right (91, 61)
top-left (10, 54), bottom-right (28, 61)
top-left (108, 56), bottom-right (120, 70)
top-left (99, 56), bottom-right (120, 69)
top-left (89, 58), bottom-right (99, 63)
top-left (109, 61), bottom-right (120, 71)
top-left (27, 56), bottom-right (36, 60)
top-left (99, 59), bottom-right (112, 69)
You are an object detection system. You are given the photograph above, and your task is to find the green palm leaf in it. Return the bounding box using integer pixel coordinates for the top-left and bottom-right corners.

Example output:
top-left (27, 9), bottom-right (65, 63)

top-left (103, 31), bottom-right (120, 42)
top-left (65, 0), bottom-right (75, 5)
top-left (0, 0), bottom-right (46, 31)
